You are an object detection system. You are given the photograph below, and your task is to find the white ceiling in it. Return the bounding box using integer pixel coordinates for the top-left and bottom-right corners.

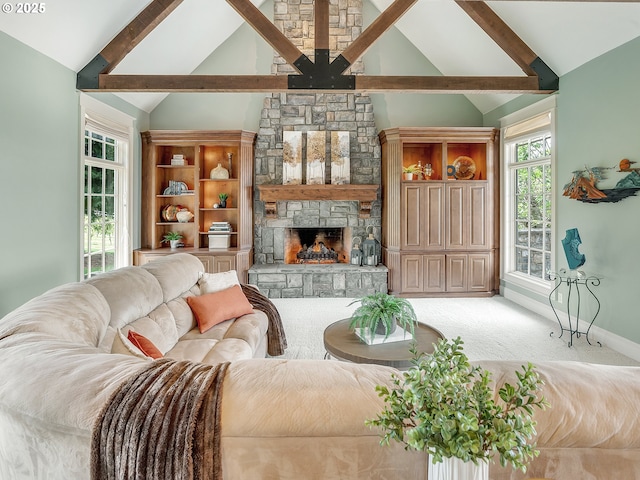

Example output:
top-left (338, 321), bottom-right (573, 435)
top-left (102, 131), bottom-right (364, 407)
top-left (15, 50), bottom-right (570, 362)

top-left (2, 0), bottom-right (640, 114)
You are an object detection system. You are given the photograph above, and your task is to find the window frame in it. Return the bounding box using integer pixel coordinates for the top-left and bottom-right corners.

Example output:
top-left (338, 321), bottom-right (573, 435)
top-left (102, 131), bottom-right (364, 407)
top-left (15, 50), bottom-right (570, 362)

top-left (500, 96), bottom-right (557, 296)
top-left (79, 94), bottom-right (134, 279)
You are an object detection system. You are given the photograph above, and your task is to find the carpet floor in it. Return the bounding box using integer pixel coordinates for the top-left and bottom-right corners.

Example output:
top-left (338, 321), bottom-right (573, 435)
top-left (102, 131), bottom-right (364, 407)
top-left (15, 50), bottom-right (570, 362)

top-left (271, 295), bottom-right (640, 366)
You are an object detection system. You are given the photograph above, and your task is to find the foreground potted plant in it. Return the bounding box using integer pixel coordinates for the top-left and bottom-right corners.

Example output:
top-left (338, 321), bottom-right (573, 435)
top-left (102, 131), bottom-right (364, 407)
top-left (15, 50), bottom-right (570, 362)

top-left (162, 231), bottom-right (183, 249)
top-left (348, 292), bottom-right (417, 343)
top-left (367, 337), bottom-right (549, 479)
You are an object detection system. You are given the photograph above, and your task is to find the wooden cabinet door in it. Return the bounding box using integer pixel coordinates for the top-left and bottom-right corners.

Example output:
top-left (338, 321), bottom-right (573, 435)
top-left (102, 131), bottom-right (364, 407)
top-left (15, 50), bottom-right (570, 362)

top-left (401, 255), bottom-right (423, 293)
top-left (446, 184), bottom-right (465, 249)
top-left (423, 254), bottom-right (446, 292)
top-left (468, 253), bottom-right (491, 292)
top-left (401, 183), bottom-right (444, 250)
top-left (446, 254), bottom-right (467, 292)
top-left (401, 185), bottom-right (423, 249)
top-left (212, 255), bottom-right (236, 273)
top-left (468, 184), bottom-right (489, 249)
top-left (446, 183), bottom-right (489, 250)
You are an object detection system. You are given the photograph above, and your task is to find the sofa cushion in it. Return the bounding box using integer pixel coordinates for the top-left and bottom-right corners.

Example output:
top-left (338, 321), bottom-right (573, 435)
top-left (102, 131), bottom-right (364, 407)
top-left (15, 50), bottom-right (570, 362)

top-left (187, 285), bottom-right (254, 334)
top-left (142, 253), bottom-right (204, 303)
top-left (111, 329), bottom-right (149, 360)
top-left (127, 331), bottom-right (163, 359)
top-left (86, 267), bottom-right (163, 330)
top-left (198, 270), bottom-right (240, 294)
top-left (164, 338), bottom-right (220, 363)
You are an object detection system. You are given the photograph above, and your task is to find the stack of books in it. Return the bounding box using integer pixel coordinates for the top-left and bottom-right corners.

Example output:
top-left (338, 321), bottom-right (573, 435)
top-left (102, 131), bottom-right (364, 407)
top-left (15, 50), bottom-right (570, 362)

top-left (170, 154), bottom-right (186, 166)
top-left (208, 222), bottom-right (232, 249)
top-left (208, 222), bottom-right (232, 233)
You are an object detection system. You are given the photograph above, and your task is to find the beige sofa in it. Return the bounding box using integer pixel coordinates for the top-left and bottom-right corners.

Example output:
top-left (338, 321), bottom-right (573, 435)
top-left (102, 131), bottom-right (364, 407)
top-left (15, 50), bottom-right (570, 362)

top-left (1, 253), bottom-right (639, 479)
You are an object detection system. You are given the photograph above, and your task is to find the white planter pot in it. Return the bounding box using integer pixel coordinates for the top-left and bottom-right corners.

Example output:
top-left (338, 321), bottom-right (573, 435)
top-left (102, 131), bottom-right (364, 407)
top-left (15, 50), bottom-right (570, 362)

top-left (428, 456), bottom-right (488, 480)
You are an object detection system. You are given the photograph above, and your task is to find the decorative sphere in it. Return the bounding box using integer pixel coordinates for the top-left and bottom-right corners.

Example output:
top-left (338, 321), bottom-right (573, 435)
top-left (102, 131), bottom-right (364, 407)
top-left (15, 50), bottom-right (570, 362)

top-left (213, 203), bottom-right (219, 209)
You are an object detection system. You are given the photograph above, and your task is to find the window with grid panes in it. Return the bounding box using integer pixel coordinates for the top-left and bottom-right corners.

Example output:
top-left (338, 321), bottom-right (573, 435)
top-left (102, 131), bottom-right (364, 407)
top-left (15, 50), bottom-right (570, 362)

top-left (81, 96), bottom-right (133, 279)
top-left (512, 134), bottom-right (552, 279)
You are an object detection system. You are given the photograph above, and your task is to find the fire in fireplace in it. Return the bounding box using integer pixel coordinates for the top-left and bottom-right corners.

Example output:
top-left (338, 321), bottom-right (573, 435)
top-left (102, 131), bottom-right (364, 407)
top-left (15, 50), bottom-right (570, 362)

top-left (285, 228), bottom-right (350, 264)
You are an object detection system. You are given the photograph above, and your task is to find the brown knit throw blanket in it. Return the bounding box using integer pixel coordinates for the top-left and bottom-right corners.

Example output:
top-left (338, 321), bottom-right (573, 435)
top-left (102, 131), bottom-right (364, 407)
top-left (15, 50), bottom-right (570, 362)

top-left (91, 359), bottom-right (229, 480)
top-left (241, 283), bottom-right (287, 356)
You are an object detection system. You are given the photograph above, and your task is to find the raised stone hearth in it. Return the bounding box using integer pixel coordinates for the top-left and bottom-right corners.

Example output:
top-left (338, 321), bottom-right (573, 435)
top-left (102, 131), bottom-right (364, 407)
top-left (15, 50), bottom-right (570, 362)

top-left (248, 264), bottom-right (388, 299)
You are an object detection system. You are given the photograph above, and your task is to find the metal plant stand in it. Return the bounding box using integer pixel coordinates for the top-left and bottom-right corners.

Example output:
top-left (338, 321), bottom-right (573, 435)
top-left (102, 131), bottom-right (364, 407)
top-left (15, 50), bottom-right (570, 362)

top-left (548, 270), bottom-right (602, 347)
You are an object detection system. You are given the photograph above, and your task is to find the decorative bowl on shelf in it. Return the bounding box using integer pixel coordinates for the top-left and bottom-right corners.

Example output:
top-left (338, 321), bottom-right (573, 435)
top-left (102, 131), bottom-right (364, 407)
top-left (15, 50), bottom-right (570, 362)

top-left (453, 156), bottom-right (476, 180)
top-left (162, 204), bottom-right (183, 222)
top-left (176, 210), bottom-right (194, 223)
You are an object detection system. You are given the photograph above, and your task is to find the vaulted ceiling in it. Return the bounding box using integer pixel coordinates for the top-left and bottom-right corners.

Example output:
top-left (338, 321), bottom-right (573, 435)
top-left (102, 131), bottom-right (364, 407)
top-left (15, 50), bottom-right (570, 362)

top-left (2, 0), bottom-right (640, 114)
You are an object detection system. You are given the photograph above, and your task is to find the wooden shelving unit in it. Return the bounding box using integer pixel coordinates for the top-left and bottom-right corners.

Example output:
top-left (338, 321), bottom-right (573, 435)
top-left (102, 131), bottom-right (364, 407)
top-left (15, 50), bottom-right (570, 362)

top-left (135, 130), bottom-right (256, 281)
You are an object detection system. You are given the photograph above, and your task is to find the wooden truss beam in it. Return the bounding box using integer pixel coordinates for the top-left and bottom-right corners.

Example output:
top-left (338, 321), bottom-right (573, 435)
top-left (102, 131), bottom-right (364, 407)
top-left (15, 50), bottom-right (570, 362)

top-left (77, 0), bottom-right (559, 94)
top-left (98, 73), bottom-right (548, 94)
top-left (455, 0), bottom-right (558, 90)
top-left (77, 0), bottom-right (184, 89)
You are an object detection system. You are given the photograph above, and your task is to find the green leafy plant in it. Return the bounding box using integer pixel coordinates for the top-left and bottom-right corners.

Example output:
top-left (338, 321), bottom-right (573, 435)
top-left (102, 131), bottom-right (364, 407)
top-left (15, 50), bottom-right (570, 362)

top-left (402, 164), bottom-right (422, 174)
top-left (348, 292), bottom-right (417, 342)
top-left (218, 193), bottom-right (229, 201)
top-left (367, 337), bottom-right (549, 473)
top-left (162, 231), bottom-right (183, 242)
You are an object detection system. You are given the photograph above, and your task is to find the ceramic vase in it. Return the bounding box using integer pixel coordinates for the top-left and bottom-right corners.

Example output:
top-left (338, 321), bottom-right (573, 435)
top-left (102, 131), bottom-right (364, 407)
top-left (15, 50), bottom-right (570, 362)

top-left (428, 456), bottom-right (488, 480)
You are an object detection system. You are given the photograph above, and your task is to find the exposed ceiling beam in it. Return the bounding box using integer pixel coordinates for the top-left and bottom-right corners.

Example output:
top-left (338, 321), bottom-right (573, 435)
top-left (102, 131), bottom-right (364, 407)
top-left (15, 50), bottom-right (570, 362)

top-left (455, 0), bottom-right (558, 90)
top-left (77, 0), bottom-right (183, 89)
top-left (77, 0), bottom-right (560, 95)
top-left (226, 0), bottom-right (308, 74)
top-left (339, 0), bottom-right (417, 69)
top-left (97, 73), bottom-right (548, 94)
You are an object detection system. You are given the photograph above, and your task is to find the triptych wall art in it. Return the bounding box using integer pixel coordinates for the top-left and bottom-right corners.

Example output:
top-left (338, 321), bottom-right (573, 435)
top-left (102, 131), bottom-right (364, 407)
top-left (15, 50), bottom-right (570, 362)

top-left (282, 130), bottom-right (350, 186)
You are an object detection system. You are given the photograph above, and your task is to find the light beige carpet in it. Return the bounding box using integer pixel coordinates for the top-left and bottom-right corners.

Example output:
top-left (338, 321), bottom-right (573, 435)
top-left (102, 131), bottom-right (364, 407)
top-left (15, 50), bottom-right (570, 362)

top-left (271, 295), bottom-right (640, 366)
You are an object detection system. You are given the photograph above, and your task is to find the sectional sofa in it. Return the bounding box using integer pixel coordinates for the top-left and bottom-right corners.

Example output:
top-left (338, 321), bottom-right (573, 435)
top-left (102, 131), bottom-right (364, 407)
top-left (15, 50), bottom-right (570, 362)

top-left (0, 253), bottom-right (639, 479)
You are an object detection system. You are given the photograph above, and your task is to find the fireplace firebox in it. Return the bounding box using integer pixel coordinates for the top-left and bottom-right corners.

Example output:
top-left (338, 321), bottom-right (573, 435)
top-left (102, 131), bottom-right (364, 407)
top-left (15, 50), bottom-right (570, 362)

top-left (284, 228), bottom-right (350, 264)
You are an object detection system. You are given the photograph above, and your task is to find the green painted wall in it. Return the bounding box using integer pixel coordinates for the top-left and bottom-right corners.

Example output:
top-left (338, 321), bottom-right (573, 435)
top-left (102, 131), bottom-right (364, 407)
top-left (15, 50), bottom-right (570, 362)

top-left (150, 0), bottom-right (482, 130)
top-left (362, 1), bottom-right (482, 129)
top-left (0, 32), bottom-right (149, 317)
top-left (0, 31), bottom-right (80, 316)
top-left (485, 36), bottom-right (640, 344)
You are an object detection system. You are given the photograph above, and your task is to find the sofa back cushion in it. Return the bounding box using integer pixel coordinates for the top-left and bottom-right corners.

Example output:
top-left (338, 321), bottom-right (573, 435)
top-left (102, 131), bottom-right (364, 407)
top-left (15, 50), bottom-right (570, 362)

top-left (142, 253), bottom-right (204, 303)
top-left (86, 267), bottom-right (163, 331)
top-left (0, 283), bottom-right (110, 347)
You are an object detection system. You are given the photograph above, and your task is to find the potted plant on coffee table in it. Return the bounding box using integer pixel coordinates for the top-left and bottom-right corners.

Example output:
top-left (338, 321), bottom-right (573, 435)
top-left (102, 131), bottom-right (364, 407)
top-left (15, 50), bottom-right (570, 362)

top-left (367, 336), bottom-right (549, 480)
top-left (162, 231), bottom-right (183, 249)
top-left (348, 292), bottom-right (417, 344)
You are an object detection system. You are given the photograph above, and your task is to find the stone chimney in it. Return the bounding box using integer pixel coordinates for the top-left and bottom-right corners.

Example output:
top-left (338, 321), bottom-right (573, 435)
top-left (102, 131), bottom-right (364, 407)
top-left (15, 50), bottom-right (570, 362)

top-left (253, 0), bottom-right (382, 265)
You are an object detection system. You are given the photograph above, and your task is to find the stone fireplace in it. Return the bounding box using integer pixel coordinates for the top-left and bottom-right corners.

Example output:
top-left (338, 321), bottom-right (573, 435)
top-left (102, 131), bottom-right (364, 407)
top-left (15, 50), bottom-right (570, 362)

top-left (248, 0), bottom-right (387, 297)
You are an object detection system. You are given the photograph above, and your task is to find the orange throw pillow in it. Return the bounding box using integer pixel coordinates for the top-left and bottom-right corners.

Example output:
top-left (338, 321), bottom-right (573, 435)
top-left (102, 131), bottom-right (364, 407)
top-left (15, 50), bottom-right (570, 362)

top-left (187, 284), bottom-right (254, 333)
top-left (127, 330), bottom-right (163, 359)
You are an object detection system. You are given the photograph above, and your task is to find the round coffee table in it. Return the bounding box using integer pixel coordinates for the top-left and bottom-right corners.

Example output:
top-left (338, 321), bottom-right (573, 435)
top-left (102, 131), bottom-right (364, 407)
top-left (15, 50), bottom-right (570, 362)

top-left (323, 319), bottom-right (445, 369)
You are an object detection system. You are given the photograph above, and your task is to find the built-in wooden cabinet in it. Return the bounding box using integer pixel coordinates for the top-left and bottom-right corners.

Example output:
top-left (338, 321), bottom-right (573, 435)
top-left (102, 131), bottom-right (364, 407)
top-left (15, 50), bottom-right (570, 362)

top-left (134, 130), bottom-right (256, 282)
top-left (380, 127), bottom-right (499, 297)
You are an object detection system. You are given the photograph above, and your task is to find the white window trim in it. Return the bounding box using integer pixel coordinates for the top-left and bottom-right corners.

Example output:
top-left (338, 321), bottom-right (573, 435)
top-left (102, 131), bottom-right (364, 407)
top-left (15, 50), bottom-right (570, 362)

top-left (500, 96), bottom-right (557, 297)
top-left (79, 94), bottom-right (135, 277)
